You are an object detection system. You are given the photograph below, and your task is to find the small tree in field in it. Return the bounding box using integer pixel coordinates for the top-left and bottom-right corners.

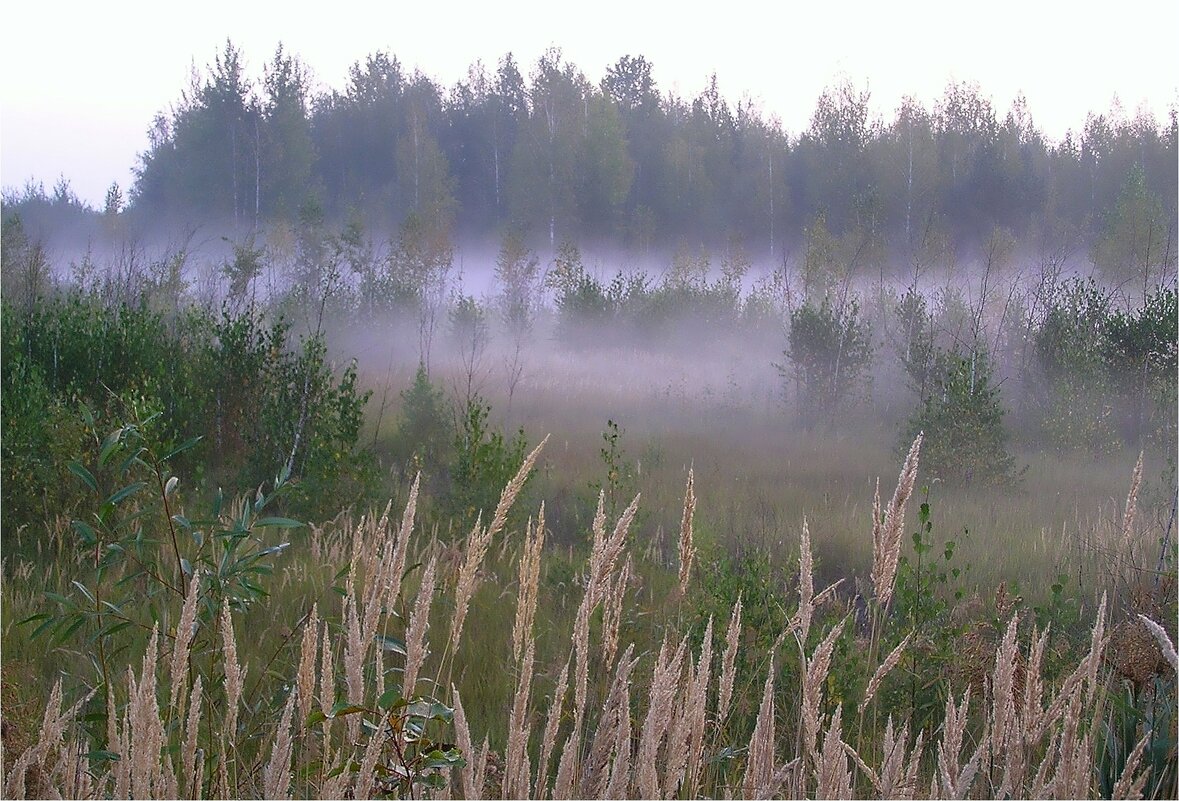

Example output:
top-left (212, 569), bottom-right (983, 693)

top-left (781, 295), bottom-right (873, 429)
top-left (905, 347), bottom-right (1015, 485)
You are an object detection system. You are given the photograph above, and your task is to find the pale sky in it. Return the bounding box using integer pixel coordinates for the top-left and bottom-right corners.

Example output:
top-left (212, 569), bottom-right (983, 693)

top-left (2, 0), bottom-right (1176, 208)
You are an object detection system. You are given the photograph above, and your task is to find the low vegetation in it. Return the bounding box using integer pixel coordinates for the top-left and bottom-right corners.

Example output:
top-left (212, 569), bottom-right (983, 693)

top-left (2, 428), bottom-right (1175, 798)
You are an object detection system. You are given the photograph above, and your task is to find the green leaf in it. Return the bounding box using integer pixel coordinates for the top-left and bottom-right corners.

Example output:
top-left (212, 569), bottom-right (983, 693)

top-left (30, 617), bottom-right (57, 639)
top-left (72, 520), bottom-right (99, 546)
top-left (86, 750), bottom-right (121, 763)
top-left (304, 709), bottom-right (328, 727)
top-left (376, 634), bottom-right (407, 655)
top-left (330, 702), bottom-right (367, 718)
top-left (68, 461), bottom-right (99, 492)
top-left (376, 688), bottom-right (403, 709)
top-left (54, 615), bottom-right (87, 644)
top-left (117, 447), bottom-right (148, 476)
top-left (16, 613), bottom-right (52, 626)
top-left (106, 481), bottom-right (147, 506)
top-left (71, 581), bottom-right (96, 605)
top-left (93, 621), bottom-right (132, 640)
top-left (44, 591), bottom-right (74, 607)
top-left (98, 430), bottom-right (124, 466)
top-left (255, 517), bottom-right (304, 529)
top-left (161, 436), bottom-right (203, 462)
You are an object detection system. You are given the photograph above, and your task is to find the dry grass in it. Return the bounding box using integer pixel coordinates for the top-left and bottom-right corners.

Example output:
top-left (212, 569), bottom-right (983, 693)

top-left (3, 440), bottom-right (1175, 800)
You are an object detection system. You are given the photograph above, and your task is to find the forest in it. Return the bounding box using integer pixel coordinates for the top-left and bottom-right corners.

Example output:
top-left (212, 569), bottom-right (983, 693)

top-left (1, 40), bottom-right (1177, 801)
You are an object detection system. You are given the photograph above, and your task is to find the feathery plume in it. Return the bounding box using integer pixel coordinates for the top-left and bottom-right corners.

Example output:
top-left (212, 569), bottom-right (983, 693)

top-left (717, 595), bottom-right (743, 724)
top-left (403, 551), bottom-right (438, 694)
top-left (449, 513), bottom-right (488, 655)
top-left (636, 634), bottom-right (687, 798)
top-left (581, 644), bottom-right (637, 799)
top-left (472, 736), bottom-right (490, 801)
top-left (386, 474), bottom-right (420, 608)
top-left (486, 434), bottom-right (549, 542)
top-left (168, 571), bottom-right (201, 719)
top-left (814, 706), bottom-right (853, 799)
top-left (859, 632), bottom-right (913, 714)
top-left (1111, 732), bottom-right (1151, 800)
top-left (936, 688), bottom-right (988, 799)
top-left (678, 468), bottom-right (696, 595)
top-left (319, 621), bottom-right (335, 720)
top-left (601, 556), bottom-right (630, 670)
top-left (803, 615), bottom-right (849, 765)
top-left (605, 676), bottom-right (634, 800)
top-left (590, 493), bottom-right (642, 604)
top-left (742, 657), bottom-right (776, 799)
top-left (296, 604), bottom-right (319, 725)
top-left (872, 432), bottom-right (922, 608)
top-left (181, 676), bottom-right (203, 799)
top-left (220, 601), bottom-right (245, 744)
top-left (536, 656), bottom-right (570, 797)
top-left (991, 613), bottom-right (1020, 759)
top-left (685, 617), bottom-right (714, 797)
top-left (505, 636), bottom-right (538, 799)
top-left (263, 690), bottom-right (296, 800)
top-left (513, 508), bottom-right (546, 665)
top-left (452, 687), bottom-right (478, 801)
top-left (1084, 592), bottom-right (1109, 702)
top-left (799, 518), bottom-right (815, 643)
top-left (1118, 451), bottom-right (1144, 556)
top-left (343, 593), bottom-right (364, 741)
top-left (353, 719), bottom-right (388, 801)
top-left (1137, 613), bottom-right (1178, 674)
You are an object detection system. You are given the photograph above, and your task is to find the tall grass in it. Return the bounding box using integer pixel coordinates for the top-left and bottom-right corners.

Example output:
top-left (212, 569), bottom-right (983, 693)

top-left (2, 436), bottom-right (1175, 799)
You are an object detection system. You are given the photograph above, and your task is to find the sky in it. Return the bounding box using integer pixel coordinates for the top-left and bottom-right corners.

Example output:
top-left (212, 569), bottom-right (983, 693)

top-left (2, 0), bottom-right (1176, 208)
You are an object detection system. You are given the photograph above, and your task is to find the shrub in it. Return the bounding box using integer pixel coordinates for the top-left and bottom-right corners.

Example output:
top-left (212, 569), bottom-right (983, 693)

top-left (904, 347), bottom-right (1016, 485)
top-left (781, 295), bottom-right (873, 429)
top-left (391, 363), bottom-right (454, 490)
top-left (0, 295), bottom-right (377, 527)
top-left (446, 395), bottom-right (529, 526)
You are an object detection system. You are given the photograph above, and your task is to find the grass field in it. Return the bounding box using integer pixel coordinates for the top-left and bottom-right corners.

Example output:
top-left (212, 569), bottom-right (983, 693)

top-left (2, 312), bottom-right (1175, 799)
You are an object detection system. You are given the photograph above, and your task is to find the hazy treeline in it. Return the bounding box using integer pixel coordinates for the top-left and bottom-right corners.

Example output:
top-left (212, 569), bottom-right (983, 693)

top-left (6, 41), bottom-right (1177, 262)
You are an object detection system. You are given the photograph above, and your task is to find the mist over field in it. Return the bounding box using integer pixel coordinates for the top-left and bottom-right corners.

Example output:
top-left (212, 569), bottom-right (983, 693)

top-left (2, 39), bottom-right (1176, 801)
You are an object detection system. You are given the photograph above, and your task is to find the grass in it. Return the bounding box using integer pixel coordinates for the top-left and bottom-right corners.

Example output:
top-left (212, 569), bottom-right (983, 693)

top-left (2, 323), bottom-right (1176, 798)
top-left (3, 405), bottom-right (1175, 798)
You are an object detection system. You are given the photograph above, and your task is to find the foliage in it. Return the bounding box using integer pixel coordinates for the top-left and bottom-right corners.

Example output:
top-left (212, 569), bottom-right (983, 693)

top-left (1, 213), bottom-right (51, 312)
top-left (887, 500), bottom-right (971, 729)
top-left (547, 241), bottom-right (610, 344)
top-left (782, 296), bottom-right (873, 428)
top-left (904, 348), bottom-right (1016, 485)
top-left (446, 395), bottom-right (529, 526)
top-left (590, 419), bottom-right (637, 521)
top-left (1034, 279), bottom-right (1178, 450)
top-left (391, 363), bottom-right (454, 489)
top-left (495, 229), bottom-right (541, 337)
top-left (0, 295), bottom-right (377, 529)
top-left (24, 409), bottom-right (299, 696)
top-left (111, 39), bottom-right (1177, 261)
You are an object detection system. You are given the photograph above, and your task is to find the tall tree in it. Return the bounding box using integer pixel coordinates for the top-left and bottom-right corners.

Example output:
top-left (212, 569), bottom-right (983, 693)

top-left (260, 44), bottom-right (316, 221)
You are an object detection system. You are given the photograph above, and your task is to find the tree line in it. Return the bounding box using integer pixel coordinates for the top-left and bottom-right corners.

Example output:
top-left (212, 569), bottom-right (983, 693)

top-left (8, 41), bottom-right (1176, 265)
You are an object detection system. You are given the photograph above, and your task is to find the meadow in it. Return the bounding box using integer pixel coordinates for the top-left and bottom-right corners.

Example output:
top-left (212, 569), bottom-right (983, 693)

top-left (1, 230), bottom-right (1176, 798)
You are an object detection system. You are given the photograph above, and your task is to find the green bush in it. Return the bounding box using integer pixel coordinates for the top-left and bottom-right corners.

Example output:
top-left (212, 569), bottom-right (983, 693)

top-left (446, 395), bottom-right (529, 527)
top-left (390, 363), bottom-right (454, 490)
top-left (904, 348), bottom-right (1016, 485)
top-left (782, 296), bottom-right (873, 429)
top-left (1, 295), bottom-right (377, 528)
